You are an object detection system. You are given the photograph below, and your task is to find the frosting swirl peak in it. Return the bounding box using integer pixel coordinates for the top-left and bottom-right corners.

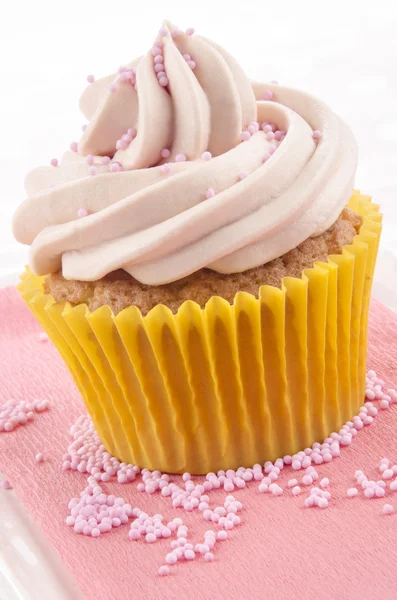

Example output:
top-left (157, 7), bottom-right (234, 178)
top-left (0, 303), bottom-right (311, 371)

top-left (13, 22), bottom-right (358, 285)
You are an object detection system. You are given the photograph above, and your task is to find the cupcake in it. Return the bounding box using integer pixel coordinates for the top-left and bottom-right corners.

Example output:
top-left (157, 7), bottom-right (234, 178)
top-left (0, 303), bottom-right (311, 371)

top-left (14, 22), bottom-right (382, 474)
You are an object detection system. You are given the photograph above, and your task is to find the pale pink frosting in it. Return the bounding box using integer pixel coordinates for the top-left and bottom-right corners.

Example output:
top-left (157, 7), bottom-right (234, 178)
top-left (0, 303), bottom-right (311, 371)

top-left (13, 22), bottom-right (358, 285)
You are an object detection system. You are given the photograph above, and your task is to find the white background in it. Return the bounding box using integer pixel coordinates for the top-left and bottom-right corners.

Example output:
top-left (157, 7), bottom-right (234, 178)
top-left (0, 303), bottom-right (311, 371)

top-left (1, 0), bottom-right (397, 306)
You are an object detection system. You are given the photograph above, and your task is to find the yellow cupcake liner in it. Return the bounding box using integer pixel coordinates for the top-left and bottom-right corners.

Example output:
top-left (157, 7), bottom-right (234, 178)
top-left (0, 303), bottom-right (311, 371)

top-left (18, 192), bottom-right (382, 474)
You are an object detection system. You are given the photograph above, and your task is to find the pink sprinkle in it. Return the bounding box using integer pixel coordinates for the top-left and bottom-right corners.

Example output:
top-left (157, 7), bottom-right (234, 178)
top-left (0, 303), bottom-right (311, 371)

top-left (202, 151), bottom-right (212, 161)
top-left (383, 469), bottom-right (394, 480)
top-left (271, 79), bottom-right (279, 84)
top-left (158, 566), bottom-right (170, 576)
top-left (217, 530), bottom-right (228, 541)
top-left (78, 208), bottom-right (88, 218)
top-left (347, 488), bottom-right (358, 497)
top-left (110, 162), bottom-right (121, 173)
top-left (86, 74), bottom-right (95, 84)
top-left (171, 28), bottom-right (180, 38)
top-left (320, 478), bottom-right (330, 488)
top-left (159, 26), bottom-right (168, 36)
top-left (101, 156), bottom-right (111, 165)
top-left (154, 55), bottom-right (164, 64)
top-left (313, 130), bottom-right (322, 140)
top-left (187, 61), bottom-right (196, 70)
top-left (240, 131), bottom-right (251, 141)
top-left (88, 166), bottom-right (97, 176)
top-left (154, 63), bottom-right (165, 73)
top-left (175, 153), bottom-right (187, 162)
top-left (0, 479), bottom-right (12, 490)
top-left (50, 158), bottom-right (58, 167)
top-left (205, 188), bottom-right (215, 199)
top-left (383, 504), bottom-right (394, 515)
top-left (151, 46), bottom-right (162, 57)
top-left (69, 142), bottom-right (78, 153)
top-left (35, 453), bottom-right (45, 463)
top-left (292, 460), bottom-right (302, 471)
top-left (239, 171), bottom-right (249, 180)
top-left (266, 131), bottom-right (275, 140)
top-left (108, 83), bottom-right (117, 93)
top-left (160, 148), bottom-right (171, 159)
top-left (160, 163), bottom-right (171, 174)
top-left (263, 89), bottom-right (273, 100)
top-left (292, 486), bottom-right (302, 496)
top-left (204, 552), bottom-right (214, 561)
top-left (39, 332), bottom-right (48, 342)
top-left (159, 76), bottom-right (169, 87)
top-left (116, 139), bottom-right (128, 151)
top-left (81, 124), bottom-right (88, 132)
top-left (288, 479), bottom-right (298, 487)
top-left (186, 27), bottom-right (195, 36)
top-left (390, 480), bottom-right (397, 491)
top-left (156, 71), bottom-right (166, 79)
top-left (302, 475), bottom-right (313, 486)
top-left (86, 155), bottom-right (94, 166)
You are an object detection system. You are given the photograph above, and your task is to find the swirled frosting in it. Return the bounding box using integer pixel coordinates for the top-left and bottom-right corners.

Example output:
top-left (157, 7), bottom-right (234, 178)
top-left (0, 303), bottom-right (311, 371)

top-left (13, 21), bottom-right (358, 285)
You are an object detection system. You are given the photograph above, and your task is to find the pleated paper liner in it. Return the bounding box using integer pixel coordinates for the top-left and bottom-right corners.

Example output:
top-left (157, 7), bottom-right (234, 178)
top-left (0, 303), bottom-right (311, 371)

top-left (18, 192), bottom-right (382, 474)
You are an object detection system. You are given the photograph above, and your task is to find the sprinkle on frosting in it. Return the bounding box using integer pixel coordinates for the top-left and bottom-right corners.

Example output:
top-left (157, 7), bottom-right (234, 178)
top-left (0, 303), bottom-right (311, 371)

top-left (161, 148), bottom-right (171, 159)
top-left (263, 89), bottom-right (273, 100)
top-left (175, 153), bottom-right (187, 162)
top-left (206, 188), bottom-right (215, 199)
top-left (69, 142), bottom-right (78, 153)
top-left (88, 166), bottom-right (97, 176)
top-left (313, 129), bottom-right (322, 140)
top-left (186, 27), bottom-right (195, 36)
top-left (0, 479), bottom-right (12, 490)
top-left (50, 158), bottom-right (58, 167)
top-left (78, 208), bottom-right (88, 218)
top-left (86, 74), bottom-right (95, 84)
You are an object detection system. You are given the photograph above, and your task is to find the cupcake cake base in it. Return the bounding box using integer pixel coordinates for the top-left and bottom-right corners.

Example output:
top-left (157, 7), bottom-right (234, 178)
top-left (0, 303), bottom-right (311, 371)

top-left (45, 207), bottom-right (362, 316)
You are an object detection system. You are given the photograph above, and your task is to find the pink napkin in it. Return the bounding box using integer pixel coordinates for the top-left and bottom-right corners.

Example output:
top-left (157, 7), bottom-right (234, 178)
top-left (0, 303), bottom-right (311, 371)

top-left (1, 287), bottom-right (397, 600)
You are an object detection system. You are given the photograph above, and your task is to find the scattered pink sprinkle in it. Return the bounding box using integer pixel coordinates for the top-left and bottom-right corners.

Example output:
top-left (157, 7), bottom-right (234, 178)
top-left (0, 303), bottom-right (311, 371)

top-left (88, 166), bottom-right (97, 176)
top-left (39, 332), bottom-right (48, 342)
top-left (320, 478), bottom-right (329, 488)
top-left (0, 479), bottom-right (12, 490)
top-left (263, 89), bottom-right (273, 100)
top-left (81, 124), bottom-right (88, 132)
top-left (159, 77), bottom-right (169, 87)
top-left (161, 148), bottom-right (171, 159)
top-left (86, 155), bottom-right (94, 166)
top-left (35, 453), bottom-right (45, 463)
top-left (186, 27), bottom-right (195, 36)
top-left (202, 151), bottom-right (212, 161)
top-left (239, 171), bottom-right (249, 180)
top-left (205, 188), bottom-right (215, 199)
top-left (108, 83), bottom-right (117, 93)
top-left (50, 158), bottom-right (58, 167)
top-left (171, 28), bottom-right (180, 38)
top-left (292, 486), bottom-right (302, 496)
top-left (78, 208), bottom-right (88, 218)
top-left (101, 156), bottom-right (111, 165)
top-left (175, 153), bottom-right (187, 162)
top-left (187, 61), bottom-right (196, 70)
top-left (313, 130), bottom-right (322, 140)
top-left (86, 74), bottom-right (95, 84)
top-left (158, 565), bottom-right (170, 576)
top-left (383, 504), bottom-right (394, 515)
top-left (69, 142), bottom-right (78, 153)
